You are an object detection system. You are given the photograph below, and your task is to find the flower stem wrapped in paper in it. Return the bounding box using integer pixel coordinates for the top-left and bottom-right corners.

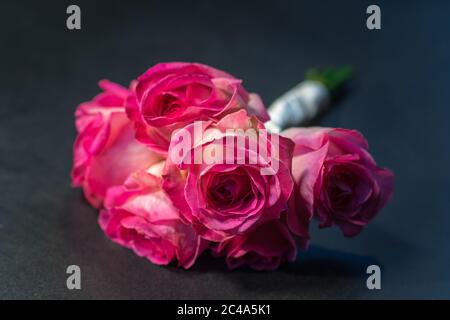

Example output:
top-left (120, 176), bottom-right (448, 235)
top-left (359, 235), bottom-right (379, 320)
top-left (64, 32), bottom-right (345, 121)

top-left (265, 66), bottom-right (352, 132)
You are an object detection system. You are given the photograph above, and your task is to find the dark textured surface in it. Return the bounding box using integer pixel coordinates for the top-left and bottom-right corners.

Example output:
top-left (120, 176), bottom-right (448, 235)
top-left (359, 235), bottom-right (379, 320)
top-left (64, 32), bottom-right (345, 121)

top-left (1, 0), bottom-right (449, 299)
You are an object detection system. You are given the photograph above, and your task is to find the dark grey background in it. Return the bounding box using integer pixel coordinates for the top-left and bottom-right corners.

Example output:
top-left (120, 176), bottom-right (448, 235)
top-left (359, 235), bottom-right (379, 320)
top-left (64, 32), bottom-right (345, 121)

top-left (1, 0), bottom-right (449, 299)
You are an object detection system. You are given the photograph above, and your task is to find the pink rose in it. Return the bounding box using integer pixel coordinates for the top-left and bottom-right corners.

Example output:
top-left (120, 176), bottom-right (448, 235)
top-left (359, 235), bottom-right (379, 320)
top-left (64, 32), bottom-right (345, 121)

top-left (213, 220), bottom-right (297, 270)
top-left (163, 110), bottom-right (294, 241)
top-left (283, 127), bottom-right (394, 237)
top-left (126, 62), bottom-right (269, 154)
top-left (72, 80), bottom-right (161, 208)
top-left (99, 166), bottom-right (208, 269)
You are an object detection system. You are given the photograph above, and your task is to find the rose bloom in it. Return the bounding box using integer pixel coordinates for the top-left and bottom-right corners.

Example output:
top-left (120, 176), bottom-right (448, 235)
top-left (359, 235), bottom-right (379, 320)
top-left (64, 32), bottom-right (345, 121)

top-left (163, 110), bottom-right (294, 242)
top-left (283, 127), bottom-right (394, 237)
top-left (72, 80), bottom-right (161, 208)
top-left (126, 62), bottom-right (269, 154)
top-left (213, 220), bottom-right (297, 271)
top-left (99, 164), bottom-right (208, 269)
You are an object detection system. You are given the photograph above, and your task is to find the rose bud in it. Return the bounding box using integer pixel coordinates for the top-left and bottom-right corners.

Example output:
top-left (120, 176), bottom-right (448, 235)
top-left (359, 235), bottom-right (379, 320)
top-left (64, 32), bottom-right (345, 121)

top-left (162, 110), bottom-right (294, 242)
top-left (99, 164), bottom-right (208, 269)
top-left (213, 220), bottom-right (297, 271)
top-left (72, 80), bottom-right (161, 208)
top-left (126, 62), bottom-right (269, 154)
top-left (283, 127), bottom-right (394, 237)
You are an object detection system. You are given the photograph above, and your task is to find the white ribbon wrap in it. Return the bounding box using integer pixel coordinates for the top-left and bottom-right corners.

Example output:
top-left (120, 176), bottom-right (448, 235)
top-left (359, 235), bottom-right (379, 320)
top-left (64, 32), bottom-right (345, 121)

top-left (265, 80), bottom-right (330, 132)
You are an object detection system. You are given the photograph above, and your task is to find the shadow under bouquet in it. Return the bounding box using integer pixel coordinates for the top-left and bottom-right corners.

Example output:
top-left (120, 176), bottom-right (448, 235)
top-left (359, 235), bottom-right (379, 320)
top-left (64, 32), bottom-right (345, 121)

top-left (71, 62), bottom-right (394, 270)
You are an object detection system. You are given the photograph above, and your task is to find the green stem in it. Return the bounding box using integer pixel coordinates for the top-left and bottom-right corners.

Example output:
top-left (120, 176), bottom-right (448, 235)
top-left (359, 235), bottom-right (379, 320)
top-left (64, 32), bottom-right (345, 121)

top-left (305, 66), bottom-right (353, 94)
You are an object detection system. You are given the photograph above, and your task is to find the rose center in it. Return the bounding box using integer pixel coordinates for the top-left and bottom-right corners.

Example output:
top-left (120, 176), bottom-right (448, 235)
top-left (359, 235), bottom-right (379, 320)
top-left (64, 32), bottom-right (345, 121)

top-left (211, 179), bottom-right (236, 204)
top-left (328, 172), bottom-right (354, 209)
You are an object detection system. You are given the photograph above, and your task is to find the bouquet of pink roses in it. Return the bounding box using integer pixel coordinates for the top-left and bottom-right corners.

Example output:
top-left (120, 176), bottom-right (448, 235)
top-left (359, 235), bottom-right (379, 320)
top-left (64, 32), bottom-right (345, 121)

top-left (72, 62), bottom-right (394, 270)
